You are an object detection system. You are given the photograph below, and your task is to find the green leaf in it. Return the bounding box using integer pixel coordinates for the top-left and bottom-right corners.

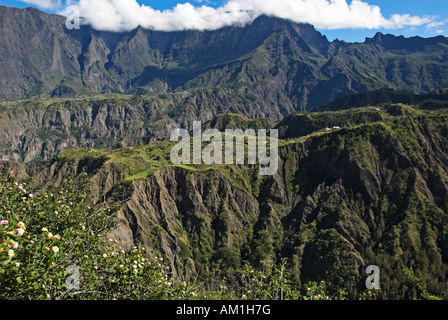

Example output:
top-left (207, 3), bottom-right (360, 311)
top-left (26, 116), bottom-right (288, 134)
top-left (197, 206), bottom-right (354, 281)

top-left (2, 258), bottom-right (11, 266)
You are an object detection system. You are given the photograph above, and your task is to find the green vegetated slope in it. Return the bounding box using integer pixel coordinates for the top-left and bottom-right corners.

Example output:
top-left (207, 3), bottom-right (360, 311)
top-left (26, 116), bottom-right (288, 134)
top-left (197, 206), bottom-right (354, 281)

top-left (11, 103), bottom-right (448, 299)
top-left (314, 87), bottom-right (448, 112)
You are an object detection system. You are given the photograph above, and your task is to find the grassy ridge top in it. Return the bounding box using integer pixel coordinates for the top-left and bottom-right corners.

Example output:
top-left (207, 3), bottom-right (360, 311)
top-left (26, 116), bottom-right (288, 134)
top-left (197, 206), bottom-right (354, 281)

top-left (53, 103), bottom-right (447, 183)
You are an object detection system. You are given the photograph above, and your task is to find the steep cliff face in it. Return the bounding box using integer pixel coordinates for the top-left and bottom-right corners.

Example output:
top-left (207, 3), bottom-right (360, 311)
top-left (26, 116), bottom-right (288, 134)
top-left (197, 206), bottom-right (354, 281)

top-left (0, 99), bottom-right (154, 162)
top-left (110, 166), bottom-right (261, 279)
top-left (111, 114), bottom-right (448, 298)
top-left (19, 106), bottom-right (448, 298)
top-left (0, 90), bottom-right (282, 162)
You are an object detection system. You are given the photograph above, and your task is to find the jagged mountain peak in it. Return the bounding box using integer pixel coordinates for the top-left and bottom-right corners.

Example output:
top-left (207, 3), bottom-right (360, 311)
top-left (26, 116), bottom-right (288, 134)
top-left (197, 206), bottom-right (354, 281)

top-left (364, 31), bottom-right (448, 51)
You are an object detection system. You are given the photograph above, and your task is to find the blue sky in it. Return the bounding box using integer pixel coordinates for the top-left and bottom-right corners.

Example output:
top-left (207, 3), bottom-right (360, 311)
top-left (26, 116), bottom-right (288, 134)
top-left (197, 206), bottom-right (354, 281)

top-left (323, 0), bottom-right (448, 42)
top-left (1, 0), bottom-right (447, 42)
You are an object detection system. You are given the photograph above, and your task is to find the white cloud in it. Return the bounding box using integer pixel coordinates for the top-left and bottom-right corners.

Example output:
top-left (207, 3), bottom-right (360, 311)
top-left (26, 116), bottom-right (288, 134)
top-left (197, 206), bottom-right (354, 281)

top-left (426, 19), bottom-right (448, 29)
top-left (20, 0), bottom-right (60, 10)
top-left (56, 0), bottom-right (434, 32)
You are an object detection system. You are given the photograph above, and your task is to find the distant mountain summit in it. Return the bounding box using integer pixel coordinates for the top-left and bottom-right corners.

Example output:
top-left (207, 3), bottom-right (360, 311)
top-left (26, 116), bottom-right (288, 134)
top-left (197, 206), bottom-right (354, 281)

top-left (364, 31), bottom-right (448, 51)
top-left (1, 6), bottom-right (448, 112)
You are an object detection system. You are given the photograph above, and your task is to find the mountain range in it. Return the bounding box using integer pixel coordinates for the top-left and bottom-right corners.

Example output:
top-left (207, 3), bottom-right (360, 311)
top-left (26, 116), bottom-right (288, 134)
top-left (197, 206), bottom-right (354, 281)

top-left (2, 5), bottom-right (448, 114)
top-left (3, 6), bottom-right (448, 300)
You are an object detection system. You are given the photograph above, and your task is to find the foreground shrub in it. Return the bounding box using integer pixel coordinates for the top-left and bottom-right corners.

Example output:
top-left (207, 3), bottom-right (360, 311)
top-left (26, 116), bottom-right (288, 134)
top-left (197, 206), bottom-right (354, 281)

top-left (0, 172), bottom-right (190, 299)
top-left (0, 171), bottom-right (354, 300)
